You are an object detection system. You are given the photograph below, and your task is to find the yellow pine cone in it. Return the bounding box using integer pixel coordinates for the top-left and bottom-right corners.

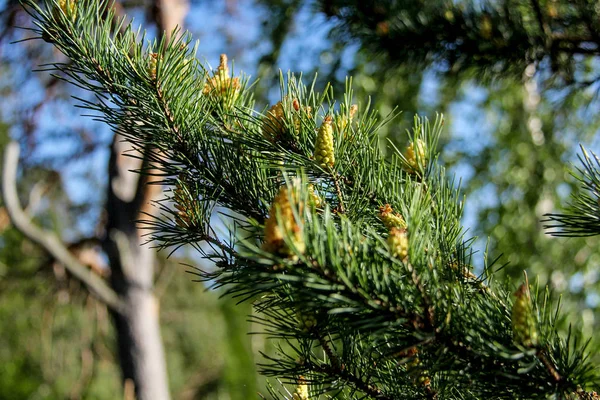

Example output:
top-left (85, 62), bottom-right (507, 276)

top-left (262, 101), bottom-right (286, 142)
top-left (54, 0), bottom-right (77, 22)
top-left (379, 204), bottom-right (407, 229)
top-left (398, 347), bottom-right (431, 388)
top-left (308, 184), bottom-right (322, 208)
top-left (262, 98), bottom-right (311, 142)
top-left (292, 98), bottom-right (312, 134)
top-left (314, 116), bottom-right (335, 169)
top-left (292, 376), bottom-right (309, 400)
top-left (203, 54), bottom-right (241, 106)
top-left (147, 52), bottom-right (162, 81)
top-left (512, 284), bottom-right (539, 347)
top-left (173, 180), bottom-right (194, 228)
top-left (388, 227), bottom-right (409, 260)
top-left (334, 104), bottom-right (358, 137)
top-left (404, 138), bottom-right (427, 174)
top-left (263, 185), bottom-right (305, 258)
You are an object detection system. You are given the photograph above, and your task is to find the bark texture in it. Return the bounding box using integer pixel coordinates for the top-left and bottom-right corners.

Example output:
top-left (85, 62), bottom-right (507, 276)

top-left (103, 137), bottom-right (171, 400)
top-left (101, 1), bottom-right (188, 397)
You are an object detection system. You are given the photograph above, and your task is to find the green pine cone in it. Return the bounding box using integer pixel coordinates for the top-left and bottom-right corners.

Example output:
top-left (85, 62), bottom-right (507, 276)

top-left (512, 284), bottom-right (539, 347)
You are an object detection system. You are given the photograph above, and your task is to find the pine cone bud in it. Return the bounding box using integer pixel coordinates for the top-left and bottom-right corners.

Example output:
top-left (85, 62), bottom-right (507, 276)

top-left (480, 15), bottom-right (493, 39)
top-left (54, 0), bottom-right (77, 22)
top-left (387, 227), bottom-right (409, 260)
top-left (379, 204), bottom-right (406, 229)
top-left (297, 311), bottom-right (317, 332)
top-left (262, 99), bottom-right (310, 142)
top-left (148, 52), bottom-right (162, 81)
top-left (402, 346), bottom-right (420, 369)
top-left (292, 99), bottom-right (312, 135)
top-left (292, 376), bottom-right (309, 400)
top-left (314, 116), bottom-right (335, 169)
top-left (174, 180), bottom-right (194, 228)
top-left (334, 104), bottom-right (358, 137)
top-left (547, 4), bottom-right (558, 19)
top-left (418, 373), bottom-right (431, 388)
top-left (203, 54), bottom-right (241, 107)
top-left (404, 138), bottom-right (427, 174)
top-left (512, 284), bottom-right (539, 348)
top-left (572, 389), bottom-right (600, 400)
top-left (262, 101), bottom-right (285, 142)
top-left (292, 99), bottom-right (300, 111)
top-left (263, 184), bottom-right (305, 258)
top-left (308, 184), bottom-right (322, 208)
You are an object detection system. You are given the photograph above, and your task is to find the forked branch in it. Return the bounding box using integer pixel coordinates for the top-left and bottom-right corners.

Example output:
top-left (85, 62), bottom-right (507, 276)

top-left (1, 141), bottom-right (125, 314)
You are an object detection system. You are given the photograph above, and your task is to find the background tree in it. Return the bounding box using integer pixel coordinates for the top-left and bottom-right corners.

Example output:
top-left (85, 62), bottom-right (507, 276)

top-left (1, 0), bottom-right (182, 394)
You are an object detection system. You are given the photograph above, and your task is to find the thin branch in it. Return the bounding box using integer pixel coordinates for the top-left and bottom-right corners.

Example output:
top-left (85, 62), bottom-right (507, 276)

top-left (314, 328), bottom-right (401, 398)
top-left (332, 174), bottom-right (346, 214)
top-left (537, 349), bottom-right (562, 383)
top-left (312, 362), bottom-right (391, 400)
top-left (529, 0), bottom-right (551, 42)
top-left (2, 141), bottom-right (126, 314)
top-left (317, 332), bottom-right (341, 371)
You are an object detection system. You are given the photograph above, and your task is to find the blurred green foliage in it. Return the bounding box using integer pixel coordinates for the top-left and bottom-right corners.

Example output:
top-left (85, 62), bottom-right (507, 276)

top-left (0, 224), bottom-right (264, 399)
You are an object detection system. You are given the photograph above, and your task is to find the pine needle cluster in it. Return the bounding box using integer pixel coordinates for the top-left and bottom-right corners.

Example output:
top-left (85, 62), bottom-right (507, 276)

top-left (21, 0), bottom-right (600, 398)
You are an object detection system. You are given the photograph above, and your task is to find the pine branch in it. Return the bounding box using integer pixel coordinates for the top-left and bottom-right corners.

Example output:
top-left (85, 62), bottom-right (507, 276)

top-left (544, 146), bottom-right (600, 237)
top-left (318, 0), bottom-right (600, 86)
top-left (311, 361), bottom-right (390, 399)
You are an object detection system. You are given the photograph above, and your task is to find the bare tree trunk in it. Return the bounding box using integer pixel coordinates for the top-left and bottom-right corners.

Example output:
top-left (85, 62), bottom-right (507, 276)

top-left (101, 0), bottom-right (188, 397)
top-left (3, 0), bottom-right (190, 397)
top-left (102, 135), bottom-right (170, 399)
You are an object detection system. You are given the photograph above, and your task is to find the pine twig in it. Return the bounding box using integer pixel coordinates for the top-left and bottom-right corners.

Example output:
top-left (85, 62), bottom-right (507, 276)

top-left (529, 0), bottom-right (552, 41)
top-left (317, 332), bottom-right (341, 371)
top-left (311, 358), bottom-right (391, 400)
top-left (537, 349), bottom-right (562, 383)
top-left (155, 84), bottom-right (183, 142)
top-left (332, 174), bottom-right (346, 214)
top-left (406, 261), bottom-right (435, 330)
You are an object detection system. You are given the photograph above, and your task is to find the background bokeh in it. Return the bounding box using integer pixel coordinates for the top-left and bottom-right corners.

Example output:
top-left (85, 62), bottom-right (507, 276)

top-left (1, 0), bottom-right (600, 398)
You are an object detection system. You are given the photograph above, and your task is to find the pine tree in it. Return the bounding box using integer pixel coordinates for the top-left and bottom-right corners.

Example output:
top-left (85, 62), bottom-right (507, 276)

top-left (319, 0), bottom-right (600, 85)
top-left (19, 0), bottom-right (600, 398)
